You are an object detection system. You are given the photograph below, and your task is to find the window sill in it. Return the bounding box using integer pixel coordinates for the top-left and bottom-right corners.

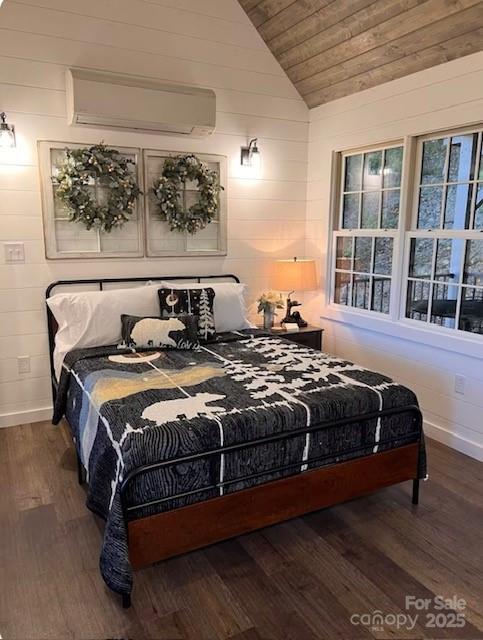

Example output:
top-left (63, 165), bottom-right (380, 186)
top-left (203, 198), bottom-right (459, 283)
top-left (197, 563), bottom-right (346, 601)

top-left (321, 304), bottom-right (483, 360)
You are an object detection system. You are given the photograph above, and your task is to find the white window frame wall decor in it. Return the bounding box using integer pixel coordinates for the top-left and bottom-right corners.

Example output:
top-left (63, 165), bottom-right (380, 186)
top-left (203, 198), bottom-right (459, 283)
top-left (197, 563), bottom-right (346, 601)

top-left (327, 124), bottom-right (483, 351)
top-left (38, 142), bottom-right (228, 260)
top-left (38, 140), bottom-right (144, 260)
top-left (143, 149), bottom-right (227, 258)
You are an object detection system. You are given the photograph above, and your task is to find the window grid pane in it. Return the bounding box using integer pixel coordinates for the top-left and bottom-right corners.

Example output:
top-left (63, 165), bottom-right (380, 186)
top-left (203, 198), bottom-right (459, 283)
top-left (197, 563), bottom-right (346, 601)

top-left (460, 286), bottom-right (483, 334)
top-left (406, 279), bottom-right (430, 322)
top-left (334, 234), bottom-right (393, 315)
top-left (417, 186), bottom-right (443, 229)
top-left (361, 191), bottom-right (380, 228)
top-left (406, 236), bottom-right (482, 335)
top-left (474, 183), bottom-right (483, 229)
top-left (341, 146), bottom-right (403, 230)
top-left (382, 189), bottom-right (400, 229)
top-left (421, 138), bottom-right (448, 185)
top-left (417, 131), bottom-right (483, 230)
top-left (344, 154), bottom-right (362, 191)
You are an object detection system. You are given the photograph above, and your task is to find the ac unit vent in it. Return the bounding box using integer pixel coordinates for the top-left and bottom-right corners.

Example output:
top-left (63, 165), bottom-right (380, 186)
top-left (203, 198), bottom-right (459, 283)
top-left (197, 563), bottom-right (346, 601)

top-left (66, 68), bottom-right (216, 138)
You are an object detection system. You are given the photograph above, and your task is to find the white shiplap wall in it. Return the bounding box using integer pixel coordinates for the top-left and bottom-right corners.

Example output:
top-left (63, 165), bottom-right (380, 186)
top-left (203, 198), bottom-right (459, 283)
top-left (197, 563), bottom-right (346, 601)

top-left (2, 0), bottom-right (481, 461)
top-left (305, 51), bottom-right (483, 461)
top-left (0, 0), bottom-right (309, 427)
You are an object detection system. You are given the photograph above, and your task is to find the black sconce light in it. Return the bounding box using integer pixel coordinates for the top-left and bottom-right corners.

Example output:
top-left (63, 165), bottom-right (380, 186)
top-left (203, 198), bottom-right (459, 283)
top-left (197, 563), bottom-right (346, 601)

top-left (240, 138), bottom-right (261, 170)
top-left (0, 112), bottom-right (16, 148)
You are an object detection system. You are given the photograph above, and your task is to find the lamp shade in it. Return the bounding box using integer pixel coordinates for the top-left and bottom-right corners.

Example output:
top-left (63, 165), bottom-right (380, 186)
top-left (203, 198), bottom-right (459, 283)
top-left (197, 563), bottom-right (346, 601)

top-left (272, 258), bottom-right (317, 292)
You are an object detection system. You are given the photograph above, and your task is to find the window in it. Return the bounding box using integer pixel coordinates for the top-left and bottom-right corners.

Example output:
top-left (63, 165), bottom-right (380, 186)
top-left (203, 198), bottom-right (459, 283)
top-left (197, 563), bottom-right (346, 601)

top-left (331, 127), bottom-right (483, 338)
top-left (405, 130), bottom-right (483, 335)
top-left (333, 144), bottom-right (403, 315)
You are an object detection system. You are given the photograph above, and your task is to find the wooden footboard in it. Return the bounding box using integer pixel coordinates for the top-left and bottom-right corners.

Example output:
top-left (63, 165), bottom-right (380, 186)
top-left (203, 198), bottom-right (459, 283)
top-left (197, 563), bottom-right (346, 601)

top-left (128, 442), bottom-right (419, 569)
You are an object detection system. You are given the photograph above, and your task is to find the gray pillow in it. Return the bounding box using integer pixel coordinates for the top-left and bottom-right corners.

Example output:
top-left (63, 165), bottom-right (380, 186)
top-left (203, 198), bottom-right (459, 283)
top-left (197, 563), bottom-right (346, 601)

top-left (120, 314), bottom-right (199, 349)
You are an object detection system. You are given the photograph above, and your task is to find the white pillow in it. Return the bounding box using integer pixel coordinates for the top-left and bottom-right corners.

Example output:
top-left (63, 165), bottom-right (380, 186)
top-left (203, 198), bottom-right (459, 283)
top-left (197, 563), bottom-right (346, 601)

top-left (160, 281), bottom-right (255, 333)
top-left (48, 284), bottom-right (160, 379)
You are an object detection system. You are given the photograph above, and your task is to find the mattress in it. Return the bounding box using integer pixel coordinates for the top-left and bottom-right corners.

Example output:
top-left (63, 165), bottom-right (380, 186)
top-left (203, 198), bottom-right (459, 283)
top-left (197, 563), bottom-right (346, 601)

top-left (53, 330), bottom-right (426, 597)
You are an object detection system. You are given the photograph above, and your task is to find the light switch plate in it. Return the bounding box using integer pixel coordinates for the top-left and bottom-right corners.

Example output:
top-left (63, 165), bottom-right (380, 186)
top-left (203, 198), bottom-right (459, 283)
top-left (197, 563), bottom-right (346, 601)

top-left (454, 374), bottom-right (466, 395)
top-left (17, 355), bottom-right (31, 374)
top-left (4, 242), bottom-right (25, 263)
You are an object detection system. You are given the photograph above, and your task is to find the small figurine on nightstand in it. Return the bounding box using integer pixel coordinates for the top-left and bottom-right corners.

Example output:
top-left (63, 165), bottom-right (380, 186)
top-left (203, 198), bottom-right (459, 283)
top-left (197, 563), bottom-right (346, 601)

top-left (281, 297), bottom-right (308, 328)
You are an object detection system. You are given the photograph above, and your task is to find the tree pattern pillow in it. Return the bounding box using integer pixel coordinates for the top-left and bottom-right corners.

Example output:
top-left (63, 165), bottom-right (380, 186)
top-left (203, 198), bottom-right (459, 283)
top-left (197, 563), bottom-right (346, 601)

top-left (157, 287), bottom-right (216, 341)
top-left (121, 314), bottom-right (200, 349)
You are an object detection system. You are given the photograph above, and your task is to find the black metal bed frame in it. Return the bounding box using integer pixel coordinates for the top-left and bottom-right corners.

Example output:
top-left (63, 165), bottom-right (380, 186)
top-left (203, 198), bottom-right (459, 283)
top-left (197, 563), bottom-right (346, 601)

top-left (46, 275), bottom-right (423, 609)
top-left (120, 405), bottom-right (423, 514)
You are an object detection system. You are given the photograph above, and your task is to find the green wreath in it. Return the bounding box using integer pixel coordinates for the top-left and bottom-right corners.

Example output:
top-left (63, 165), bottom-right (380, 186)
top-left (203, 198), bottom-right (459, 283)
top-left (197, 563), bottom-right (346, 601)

top-left (53, 143), bottom-right (142, 233)
top-left (152, 154), bottom-right (223, 234)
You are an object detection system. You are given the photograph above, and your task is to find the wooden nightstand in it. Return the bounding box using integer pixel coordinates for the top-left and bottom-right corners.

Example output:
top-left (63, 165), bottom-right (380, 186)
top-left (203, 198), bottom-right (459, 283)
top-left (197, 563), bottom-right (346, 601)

top-left (265, 325), bottom-right (324, 351)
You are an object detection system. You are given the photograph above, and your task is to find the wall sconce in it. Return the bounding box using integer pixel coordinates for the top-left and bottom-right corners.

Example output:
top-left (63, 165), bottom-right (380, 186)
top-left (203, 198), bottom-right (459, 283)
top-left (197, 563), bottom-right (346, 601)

top-left (240, 138), bottom-right (261, 171)
top-left (0, 112), bottom-right (16, 148)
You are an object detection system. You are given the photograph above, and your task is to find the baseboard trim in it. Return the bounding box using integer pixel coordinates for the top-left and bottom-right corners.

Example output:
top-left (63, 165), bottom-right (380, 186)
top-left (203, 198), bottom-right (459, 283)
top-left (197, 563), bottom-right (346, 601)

top-left (423, 419), bottom-right (483, 462)
top-left (0, 406), bottom-right (53, 429)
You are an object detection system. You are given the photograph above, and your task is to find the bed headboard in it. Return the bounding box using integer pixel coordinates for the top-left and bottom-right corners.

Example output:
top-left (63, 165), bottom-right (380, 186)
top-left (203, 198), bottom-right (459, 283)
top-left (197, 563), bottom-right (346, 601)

top-left (45, 274), bottom-right (240, 395)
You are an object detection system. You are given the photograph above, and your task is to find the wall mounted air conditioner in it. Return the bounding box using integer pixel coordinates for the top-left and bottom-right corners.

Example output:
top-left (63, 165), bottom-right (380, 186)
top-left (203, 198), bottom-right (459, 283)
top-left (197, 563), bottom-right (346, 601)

top-left (66, 68), bottom-right (216, 137)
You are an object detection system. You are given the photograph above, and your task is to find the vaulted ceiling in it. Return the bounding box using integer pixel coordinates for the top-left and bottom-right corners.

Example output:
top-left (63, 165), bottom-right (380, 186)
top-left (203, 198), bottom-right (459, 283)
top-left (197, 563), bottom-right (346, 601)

top-left (238, 0), bottom-right (483, 108)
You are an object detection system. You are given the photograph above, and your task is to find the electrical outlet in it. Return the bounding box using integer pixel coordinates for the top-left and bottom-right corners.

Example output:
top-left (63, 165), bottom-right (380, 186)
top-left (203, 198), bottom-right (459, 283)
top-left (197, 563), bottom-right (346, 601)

top-left (454, 374), bottom-right (466, 395)
top-left (4, 242), bottom-right (25, 263)
top-left (17, 355), bottom-right (31, 374)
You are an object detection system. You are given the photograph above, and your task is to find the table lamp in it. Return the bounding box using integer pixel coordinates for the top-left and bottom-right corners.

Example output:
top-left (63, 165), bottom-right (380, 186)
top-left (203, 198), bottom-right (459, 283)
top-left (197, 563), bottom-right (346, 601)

top-left (272, 257), bottom-right (317, 327)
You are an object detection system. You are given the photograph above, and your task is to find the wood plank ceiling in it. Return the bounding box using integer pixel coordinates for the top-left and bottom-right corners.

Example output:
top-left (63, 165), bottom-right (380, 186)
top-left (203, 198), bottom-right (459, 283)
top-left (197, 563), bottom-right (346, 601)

top-left (238, 0), bottom-right (483, 108)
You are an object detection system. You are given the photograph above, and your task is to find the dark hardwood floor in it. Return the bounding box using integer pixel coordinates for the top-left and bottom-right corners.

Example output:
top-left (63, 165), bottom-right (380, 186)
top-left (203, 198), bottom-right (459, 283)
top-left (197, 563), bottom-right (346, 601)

top-left (1, 421), bottom-right (482, 640)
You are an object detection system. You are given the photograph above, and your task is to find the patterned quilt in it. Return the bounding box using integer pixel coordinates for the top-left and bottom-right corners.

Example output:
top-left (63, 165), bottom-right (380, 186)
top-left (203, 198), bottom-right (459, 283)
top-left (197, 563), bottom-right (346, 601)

top-left (54, 330), bottom-right (426, 597)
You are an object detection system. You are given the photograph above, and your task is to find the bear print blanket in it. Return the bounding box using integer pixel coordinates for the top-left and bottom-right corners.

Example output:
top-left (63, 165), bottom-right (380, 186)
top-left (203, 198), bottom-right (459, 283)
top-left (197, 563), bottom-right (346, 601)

top-left (53, 331), bottom-right (426, 597)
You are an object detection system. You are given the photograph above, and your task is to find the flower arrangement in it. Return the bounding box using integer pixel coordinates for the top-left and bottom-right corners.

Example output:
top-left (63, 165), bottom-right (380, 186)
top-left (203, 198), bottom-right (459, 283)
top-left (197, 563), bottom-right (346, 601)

top-left (152, 154), bottom-right (223, 234)
top-left (257, 291), bottom-right (284, 314)
top-left (53, 143), bottom-right (141, 233)
top-left (257, 291), bottom-right (284, 329)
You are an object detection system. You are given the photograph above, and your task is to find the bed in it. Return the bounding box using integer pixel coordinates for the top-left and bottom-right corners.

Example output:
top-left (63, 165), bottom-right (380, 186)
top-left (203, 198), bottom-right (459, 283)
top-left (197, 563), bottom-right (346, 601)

top-left (46, 275), bottom-right (426, 608)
